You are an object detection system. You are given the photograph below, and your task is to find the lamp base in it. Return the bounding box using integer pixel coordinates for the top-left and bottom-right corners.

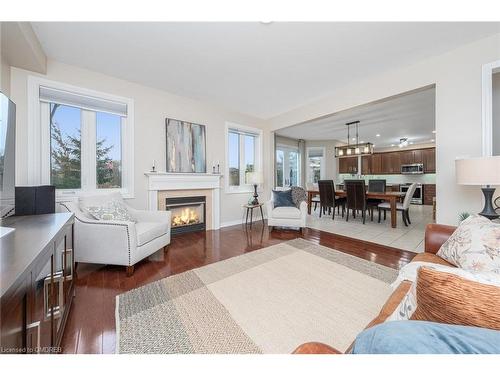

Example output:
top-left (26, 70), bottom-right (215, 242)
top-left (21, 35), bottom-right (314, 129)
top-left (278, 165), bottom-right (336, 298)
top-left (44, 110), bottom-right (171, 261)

top-left (251, 184), bottom-right (259, 206)
top-left (479, 187), bottom-right (499, 220)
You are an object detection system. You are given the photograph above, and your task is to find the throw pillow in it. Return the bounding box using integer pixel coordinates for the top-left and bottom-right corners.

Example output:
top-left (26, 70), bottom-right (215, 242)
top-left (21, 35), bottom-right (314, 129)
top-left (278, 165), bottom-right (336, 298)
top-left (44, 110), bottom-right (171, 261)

top-left (80, 193), bottom-right (135, 222)
top-left (410, 267), bottom-right (500, 330)
top-left (290, 186), bottom-right (307, 208)
top-left (272, 189), bottom-right (296, 208)
top-left (436, 214), bottom-right (500, 273)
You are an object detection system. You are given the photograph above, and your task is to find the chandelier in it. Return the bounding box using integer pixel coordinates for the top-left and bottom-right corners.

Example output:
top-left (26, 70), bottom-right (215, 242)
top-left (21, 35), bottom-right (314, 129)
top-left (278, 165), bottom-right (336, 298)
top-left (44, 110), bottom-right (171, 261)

top-left (334, 121), bottom-right (374, 158)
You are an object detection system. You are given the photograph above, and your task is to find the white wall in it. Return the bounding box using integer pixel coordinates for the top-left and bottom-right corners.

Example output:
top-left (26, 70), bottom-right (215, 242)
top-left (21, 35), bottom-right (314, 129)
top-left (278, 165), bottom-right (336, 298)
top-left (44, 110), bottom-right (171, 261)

top-left (10, 60), bottom-right (269, 226)
top-left (268, 33), bottom-right (500, 225)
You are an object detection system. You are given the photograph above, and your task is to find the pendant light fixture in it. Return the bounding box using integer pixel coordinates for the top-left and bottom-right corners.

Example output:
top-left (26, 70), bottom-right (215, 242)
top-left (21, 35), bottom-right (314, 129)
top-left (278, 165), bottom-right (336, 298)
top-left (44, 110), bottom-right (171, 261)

top-left (335, 121), bottom-right (374, 158)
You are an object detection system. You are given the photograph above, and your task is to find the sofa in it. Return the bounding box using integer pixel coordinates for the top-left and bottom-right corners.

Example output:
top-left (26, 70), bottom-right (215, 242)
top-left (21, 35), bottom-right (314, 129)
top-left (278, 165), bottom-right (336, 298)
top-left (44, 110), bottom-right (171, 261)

top-left (293, 223), bottom-right (457, 354)
top-left (59, 194), bottom-right (171, 276)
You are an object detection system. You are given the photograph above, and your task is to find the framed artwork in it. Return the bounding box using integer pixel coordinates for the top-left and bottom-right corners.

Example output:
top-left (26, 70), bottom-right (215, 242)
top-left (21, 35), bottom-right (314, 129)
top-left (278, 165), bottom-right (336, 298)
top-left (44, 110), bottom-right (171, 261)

top-left (166, 118), bottom-right (206, 173)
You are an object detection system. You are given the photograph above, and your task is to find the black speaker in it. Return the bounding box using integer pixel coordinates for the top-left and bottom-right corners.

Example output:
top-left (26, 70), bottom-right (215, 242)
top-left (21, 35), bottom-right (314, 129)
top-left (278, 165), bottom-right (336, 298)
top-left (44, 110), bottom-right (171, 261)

top-left (15, 185), bottom-right (55, 216)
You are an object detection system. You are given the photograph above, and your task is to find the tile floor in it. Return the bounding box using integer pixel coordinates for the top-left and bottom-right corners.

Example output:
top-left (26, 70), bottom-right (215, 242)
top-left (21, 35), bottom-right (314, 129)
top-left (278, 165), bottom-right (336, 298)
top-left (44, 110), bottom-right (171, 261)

top-left (306, 204), bottom-right (435, 253)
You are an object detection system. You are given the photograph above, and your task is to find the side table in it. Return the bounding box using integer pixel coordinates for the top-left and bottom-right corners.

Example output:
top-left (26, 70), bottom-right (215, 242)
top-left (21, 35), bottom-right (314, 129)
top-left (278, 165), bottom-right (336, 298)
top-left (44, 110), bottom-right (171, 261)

top-left (243, 203), bottom-right (264, 226)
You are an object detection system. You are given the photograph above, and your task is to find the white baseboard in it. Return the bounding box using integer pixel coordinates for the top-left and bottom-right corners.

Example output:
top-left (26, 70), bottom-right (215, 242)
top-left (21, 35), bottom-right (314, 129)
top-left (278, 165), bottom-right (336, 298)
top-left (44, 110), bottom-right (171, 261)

top-left (220, 216), bottom-right (268, 228)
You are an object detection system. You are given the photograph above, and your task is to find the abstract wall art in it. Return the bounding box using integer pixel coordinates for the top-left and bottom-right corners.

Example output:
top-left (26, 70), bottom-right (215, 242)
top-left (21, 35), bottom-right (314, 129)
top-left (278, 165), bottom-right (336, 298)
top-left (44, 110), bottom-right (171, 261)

top-left (166, 118), bottom-right (206, 173)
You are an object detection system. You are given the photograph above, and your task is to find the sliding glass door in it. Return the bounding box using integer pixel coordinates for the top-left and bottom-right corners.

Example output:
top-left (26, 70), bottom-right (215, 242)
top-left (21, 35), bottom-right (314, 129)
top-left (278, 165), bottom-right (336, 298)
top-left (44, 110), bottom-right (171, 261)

top-left (275, 146), bottom-right (300, 188)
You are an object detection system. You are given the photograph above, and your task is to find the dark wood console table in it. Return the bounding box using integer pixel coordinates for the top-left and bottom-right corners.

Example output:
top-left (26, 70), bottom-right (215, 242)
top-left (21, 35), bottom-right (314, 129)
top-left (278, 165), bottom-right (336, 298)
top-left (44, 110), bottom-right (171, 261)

top-left (0, 213), bottom-right (75, 354)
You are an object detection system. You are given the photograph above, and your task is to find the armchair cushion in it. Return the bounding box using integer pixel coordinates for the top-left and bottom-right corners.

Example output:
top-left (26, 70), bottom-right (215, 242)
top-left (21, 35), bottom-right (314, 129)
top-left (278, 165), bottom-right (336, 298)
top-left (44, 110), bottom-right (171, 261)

top-left (136, 221), bottom-right (170, 246)
top-left (271, 206), bottom-right (302, 219)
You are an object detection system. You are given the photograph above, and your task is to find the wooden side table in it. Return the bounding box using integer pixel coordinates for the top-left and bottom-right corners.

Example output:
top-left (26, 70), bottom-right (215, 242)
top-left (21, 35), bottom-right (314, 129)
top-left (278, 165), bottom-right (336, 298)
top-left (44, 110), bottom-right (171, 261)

top-left (243, 203), bottom-right (264, 226)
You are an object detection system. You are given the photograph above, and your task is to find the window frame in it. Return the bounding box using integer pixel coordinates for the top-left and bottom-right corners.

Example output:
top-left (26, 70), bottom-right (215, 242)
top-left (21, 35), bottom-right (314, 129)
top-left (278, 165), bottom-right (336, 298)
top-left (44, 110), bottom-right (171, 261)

top-left (306, 146), bottom-right (326, 183)
top-left (28, 76), bottom-right (135, 199)
top-left (224, 122), bottom-right (263, 194)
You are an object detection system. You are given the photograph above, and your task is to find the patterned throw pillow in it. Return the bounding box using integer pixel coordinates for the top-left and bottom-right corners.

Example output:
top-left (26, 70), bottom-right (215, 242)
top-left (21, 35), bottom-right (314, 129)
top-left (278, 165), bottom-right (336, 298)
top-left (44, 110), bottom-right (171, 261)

top-left (437, 215), bottom-right (500, 273)
top-left (410, 267), bottom-right (500, 330)
top-left (82, 200), bottom-right (135, 222)
top-left (290, 186), bottom-right (307, 208)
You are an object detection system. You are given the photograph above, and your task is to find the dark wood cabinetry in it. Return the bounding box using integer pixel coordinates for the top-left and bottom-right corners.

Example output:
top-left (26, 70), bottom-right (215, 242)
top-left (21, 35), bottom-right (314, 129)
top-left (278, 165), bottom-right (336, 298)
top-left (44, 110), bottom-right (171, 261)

top-left (381, 152), bottom-right (401, 174)
top-left (423, 184), bottom-right (436, 205)
top-left (1, 213), bottom-right (75, 354)
top-left (339, 156), bottom-right (358, 174)
top-left (423, 148), bottom-right (436, 173)
top-left (339, 147), bottom-right (435, 175)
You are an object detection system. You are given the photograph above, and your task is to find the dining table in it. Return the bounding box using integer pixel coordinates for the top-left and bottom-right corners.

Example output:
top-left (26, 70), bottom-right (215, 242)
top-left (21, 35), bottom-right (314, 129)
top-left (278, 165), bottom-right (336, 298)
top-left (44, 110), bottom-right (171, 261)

top-left (306, 189), bottom-right (406, 228)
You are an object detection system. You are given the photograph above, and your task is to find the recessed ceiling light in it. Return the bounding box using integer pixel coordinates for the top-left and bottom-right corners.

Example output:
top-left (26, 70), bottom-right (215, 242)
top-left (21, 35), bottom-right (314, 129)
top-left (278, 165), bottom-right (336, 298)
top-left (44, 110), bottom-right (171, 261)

top-left (431, 139), bottom-right (435, 142)
top-left (391, 144), bottom-right (395, 147)
top-left (432, 130), bottom-right (436, 134)
top-left (352, 137), bottom-right (356, 141)
top-left (409, 142), bottom-right (414, 145)
top-left (259, 20), bottom-right (273, 25)
top-left (376, 134), bottom-right (381, 137)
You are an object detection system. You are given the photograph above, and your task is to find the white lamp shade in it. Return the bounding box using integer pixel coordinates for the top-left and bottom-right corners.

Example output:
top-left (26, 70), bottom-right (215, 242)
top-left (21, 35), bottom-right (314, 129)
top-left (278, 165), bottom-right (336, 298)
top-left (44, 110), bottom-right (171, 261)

top-left (246, 171), bottom-right (263, 185)
top-left (455, 156), bottom-right (500, 186)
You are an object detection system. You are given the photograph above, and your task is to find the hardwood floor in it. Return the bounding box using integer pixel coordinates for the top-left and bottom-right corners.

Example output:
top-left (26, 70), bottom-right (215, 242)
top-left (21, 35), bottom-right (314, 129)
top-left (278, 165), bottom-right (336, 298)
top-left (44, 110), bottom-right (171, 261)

top-left (61, 222), bottom-right (416, 354)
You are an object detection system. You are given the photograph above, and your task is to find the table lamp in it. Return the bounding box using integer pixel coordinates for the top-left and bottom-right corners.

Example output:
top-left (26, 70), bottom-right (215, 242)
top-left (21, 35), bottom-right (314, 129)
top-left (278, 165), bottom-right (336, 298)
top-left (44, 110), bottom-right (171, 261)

top-left (246, 171), bottom-right (264, 205)
top-left (456, 156), bottom-right (500, 220)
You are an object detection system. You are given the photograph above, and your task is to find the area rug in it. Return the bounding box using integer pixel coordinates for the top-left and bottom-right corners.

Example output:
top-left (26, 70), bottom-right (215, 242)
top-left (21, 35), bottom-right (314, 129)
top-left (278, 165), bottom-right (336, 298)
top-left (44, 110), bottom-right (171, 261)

top-left (116, 238), bottom-right (398, 354)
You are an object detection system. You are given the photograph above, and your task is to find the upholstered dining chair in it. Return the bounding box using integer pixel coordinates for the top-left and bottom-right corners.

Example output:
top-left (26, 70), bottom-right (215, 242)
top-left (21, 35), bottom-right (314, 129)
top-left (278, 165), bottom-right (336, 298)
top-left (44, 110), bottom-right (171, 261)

top-left (318, 180), bottom-right (345, 219)
top-left (378, 182), bottom-right (417, 226)
top-left (344, 180), bottom-right (368, 224)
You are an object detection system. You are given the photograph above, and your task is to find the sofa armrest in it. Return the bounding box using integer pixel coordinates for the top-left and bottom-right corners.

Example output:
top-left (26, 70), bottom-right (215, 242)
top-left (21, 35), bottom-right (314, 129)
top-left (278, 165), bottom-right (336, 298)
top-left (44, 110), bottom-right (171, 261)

top-left (424, 223), bottom-right (456, 254)
top-left (292, 342), bottom-right (342, 354)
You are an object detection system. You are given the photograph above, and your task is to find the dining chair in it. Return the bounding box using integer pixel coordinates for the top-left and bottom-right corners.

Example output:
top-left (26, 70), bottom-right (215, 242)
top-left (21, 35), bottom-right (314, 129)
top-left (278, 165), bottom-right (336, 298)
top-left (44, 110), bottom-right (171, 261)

top-left (344, 180), bottom-right (367, 224)
top-left (306, 182), bottom-right (320, 211)
top-left (367, 179), bottom-right (386, 221)
top-left (378, 182), bottom-right (417, 226)
top-left (318, 180), bottom-right (345, 219)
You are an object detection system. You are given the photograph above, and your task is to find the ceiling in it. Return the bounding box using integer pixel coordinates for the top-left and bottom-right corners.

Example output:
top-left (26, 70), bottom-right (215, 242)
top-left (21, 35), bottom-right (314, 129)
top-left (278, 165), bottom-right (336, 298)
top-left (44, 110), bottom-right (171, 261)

top-left (275, 86), bottom-right (436, 149)
top-left (31, 22), bottom-right (500, 119)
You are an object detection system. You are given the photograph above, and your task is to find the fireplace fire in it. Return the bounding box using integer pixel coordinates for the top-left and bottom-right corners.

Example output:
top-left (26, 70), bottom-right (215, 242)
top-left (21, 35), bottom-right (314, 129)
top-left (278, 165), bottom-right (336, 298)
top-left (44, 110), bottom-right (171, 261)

top-left (172, 207), bottom-right (200, 227)
top-left (165, 196), bottom-right (206, 235)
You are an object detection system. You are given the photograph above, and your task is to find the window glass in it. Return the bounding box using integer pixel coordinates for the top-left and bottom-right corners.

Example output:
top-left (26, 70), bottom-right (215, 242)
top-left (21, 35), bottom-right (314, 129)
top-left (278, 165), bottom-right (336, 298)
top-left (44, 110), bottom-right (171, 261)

top-left (50, 104), bottom-right (82, 189)
top-left (96, 112), bottom-right (122, 188)
top-left (228, 131), bottom-right (240, 186)
top-left (244, 135), bottom-right (255, 176)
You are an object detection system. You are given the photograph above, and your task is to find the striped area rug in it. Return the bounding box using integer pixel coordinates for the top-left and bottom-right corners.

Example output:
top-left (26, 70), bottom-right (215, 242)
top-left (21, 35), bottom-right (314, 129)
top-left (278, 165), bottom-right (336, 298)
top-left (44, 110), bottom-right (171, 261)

top-left (116, 238), bottom-right (398, 353)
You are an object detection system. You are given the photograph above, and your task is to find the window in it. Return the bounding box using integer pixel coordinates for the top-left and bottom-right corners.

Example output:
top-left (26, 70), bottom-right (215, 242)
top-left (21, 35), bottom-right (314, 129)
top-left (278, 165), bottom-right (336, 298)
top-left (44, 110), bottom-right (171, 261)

top-left (28, 77), bottom-right (134, 197)
top-left (275, 145), bottom-right (300, 188)
top-left (306, 147), bottom-right (325, 183)
top-left (225, 124), bottom-right (262, 192)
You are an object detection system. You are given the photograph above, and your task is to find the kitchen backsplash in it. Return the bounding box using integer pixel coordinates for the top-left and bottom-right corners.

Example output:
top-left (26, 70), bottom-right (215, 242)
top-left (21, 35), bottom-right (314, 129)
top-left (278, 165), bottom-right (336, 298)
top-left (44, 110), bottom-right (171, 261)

top-left (338, 173), bottom-right (436, 185)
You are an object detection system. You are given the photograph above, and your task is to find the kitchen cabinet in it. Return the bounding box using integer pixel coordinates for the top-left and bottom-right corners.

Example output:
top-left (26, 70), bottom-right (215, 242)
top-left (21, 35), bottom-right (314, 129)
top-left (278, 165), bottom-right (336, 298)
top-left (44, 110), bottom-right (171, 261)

top-left (381, 152), bottom-right (401, 174)
top-left (400, 149), bottom-right (424, 165)
top-left (423, 184), bottom-right (436, 205)
top-left (371, 154), bottom-right (382, 174)
top-left (361, 155), bottom-right (371, 174)
top-left (339, 156), bottom-right (358, 174)
top-left (423, 148), bottom-right (436, 173)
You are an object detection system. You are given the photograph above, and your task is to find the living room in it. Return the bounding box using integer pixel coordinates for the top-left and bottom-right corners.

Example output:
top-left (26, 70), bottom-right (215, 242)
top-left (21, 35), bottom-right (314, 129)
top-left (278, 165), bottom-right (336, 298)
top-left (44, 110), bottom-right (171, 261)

top-left (1, 2), bottom-right (500, 373)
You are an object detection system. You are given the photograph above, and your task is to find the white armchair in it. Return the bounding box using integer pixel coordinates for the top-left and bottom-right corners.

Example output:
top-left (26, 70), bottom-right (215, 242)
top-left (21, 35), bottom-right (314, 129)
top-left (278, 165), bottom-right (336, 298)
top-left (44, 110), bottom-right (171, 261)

top-left (58, 195), bottom-right (171, 276)
top-left (266, 194), bottom-right (307, 232)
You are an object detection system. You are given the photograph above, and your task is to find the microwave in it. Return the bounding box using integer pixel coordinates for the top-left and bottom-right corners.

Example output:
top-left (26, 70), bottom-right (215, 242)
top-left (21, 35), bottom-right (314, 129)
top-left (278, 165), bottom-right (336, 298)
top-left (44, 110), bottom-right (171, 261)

top-left (401, 163), bottom-right (424, 174)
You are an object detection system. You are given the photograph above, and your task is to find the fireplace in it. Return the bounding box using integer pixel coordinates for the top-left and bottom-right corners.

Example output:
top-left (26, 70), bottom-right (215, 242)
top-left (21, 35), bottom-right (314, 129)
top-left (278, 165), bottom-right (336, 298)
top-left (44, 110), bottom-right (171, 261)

top-left (165, 196), bottom-right (206, 235)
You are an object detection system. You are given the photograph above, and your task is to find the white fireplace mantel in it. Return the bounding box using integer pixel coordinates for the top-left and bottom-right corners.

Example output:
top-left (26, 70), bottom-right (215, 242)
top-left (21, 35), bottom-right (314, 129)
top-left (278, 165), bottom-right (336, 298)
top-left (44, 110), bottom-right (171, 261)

top-left (145, 172), bottom-right (223, 230)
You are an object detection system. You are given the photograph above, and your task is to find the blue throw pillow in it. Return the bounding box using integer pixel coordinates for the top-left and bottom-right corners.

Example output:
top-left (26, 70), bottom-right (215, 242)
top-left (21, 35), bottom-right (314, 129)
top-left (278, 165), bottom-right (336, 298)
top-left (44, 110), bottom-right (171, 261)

top-left (272, 189), bottom-right (296, 208)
